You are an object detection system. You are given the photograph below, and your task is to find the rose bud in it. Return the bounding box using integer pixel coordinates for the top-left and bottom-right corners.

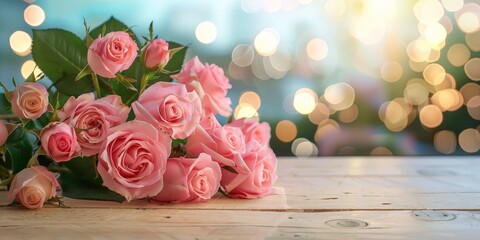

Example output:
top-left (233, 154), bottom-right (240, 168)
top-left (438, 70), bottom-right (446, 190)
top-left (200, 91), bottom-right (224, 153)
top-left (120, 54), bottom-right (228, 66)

top-left (11, 82), bottom-right (49, 120)
top-left (143, 39), bottom-right (170, 69)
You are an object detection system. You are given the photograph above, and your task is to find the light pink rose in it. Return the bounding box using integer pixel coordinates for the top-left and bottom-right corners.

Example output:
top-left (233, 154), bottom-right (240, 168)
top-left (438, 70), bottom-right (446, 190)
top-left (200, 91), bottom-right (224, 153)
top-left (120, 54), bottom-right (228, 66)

top-left (154, 153), bottom-right (221, 203)
top-left (58, 93), bottom-right (129, 156)
top-left (228, 118), bottom-right (271, 147)
top-left (199, 113), bottom-right (221, 135)
top-left (88, 31), bottom-right (138, 78)
top-left (11, 82), bottom-right (49, 120)
top-left (185, 125), bottom-right (248, 172)
top-left (144, 39), bottom-right (169, 69)
top-left (40, 122), bottom-right (81, 162)
top-left (221, 143), bottom-right (278, 199)
top-left (132, 82), bottom-right (202, 139)
top-left (0, 120), bottom-right (7, 146)
top-left (6, 166), bottom-right (60, 209)
top-left (97, 120), bottom-right (171, 202)
top-left (172, 56), bottom-right (232, 117)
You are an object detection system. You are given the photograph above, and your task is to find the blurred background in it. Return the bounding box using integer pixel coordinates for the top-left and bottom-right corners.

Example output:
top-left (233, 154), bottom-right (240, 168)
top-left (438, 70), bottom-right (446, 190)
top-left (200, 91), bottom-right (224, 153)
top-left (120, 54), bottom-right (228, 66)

top-left (1, 0), bottom-right (479, 156)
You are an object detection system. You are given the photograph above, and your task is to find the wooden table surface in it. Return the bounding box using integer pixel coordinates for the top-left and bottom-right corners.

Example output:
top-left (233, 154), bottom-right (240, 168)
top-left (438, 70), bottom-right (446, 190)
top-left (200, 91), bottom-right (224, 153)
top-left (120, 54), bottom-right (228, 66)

top-left (1, 156), bottom-right (480, 239)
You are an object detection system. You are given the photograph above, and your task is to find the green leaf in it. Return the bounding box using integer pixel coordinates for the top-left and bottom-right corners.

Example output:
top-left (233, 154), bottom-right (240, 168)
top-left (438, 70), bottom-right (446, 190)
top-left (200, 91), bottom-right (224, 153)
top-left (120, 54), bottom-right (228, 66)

top-left (5, 128), bottom-right (37, 174)
top-left (164, 42), bottom-right (188, 73)
top-left (32, 29), bottom-right (94, 96)
top-left (0, 93), bottom-right (11, 113)
top-left (89, 17), bottom-right (140, 44)
top-left (60, 171), bottom-right (125, 202)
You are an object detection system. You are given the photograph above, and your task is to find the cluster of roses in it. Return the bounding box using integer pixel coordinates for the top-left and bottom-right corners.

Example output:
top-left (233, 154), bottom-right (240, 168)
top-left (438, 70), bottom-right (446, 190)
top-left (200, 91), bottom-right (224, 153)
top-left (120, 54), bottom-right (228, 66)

top-left (0, 31), bottom-right (277, 209)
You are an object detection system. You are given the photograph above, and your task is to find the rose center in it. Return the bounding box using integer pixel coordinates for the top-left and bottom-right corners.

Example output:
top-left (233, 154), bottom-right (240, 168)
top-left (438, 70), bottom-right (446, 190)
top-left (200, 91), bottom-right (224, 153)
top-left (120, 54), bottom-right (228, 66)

top-left (56, 136), bottom-right (70, 151)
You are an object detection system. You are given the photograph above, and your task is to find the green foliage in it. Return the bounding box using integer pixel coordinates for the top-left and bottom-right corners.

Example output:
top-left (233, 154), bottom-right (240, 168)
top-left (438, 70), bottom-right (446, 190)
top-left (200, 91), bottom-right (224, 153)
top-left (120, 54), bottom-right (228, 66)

top-left (32, 29), bottom-right (94, 96)
top-left (5, 127), bottom-right (38, 174)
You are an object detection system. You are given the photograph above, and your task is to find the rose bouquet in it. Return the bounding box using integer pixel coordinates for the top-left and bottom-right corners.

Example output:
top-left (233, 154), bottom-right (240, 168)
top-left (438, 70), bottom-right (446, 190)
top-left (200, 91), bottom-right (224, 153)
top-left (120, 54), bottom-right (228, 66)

top-left (0, 17), bottom-right (277, 209)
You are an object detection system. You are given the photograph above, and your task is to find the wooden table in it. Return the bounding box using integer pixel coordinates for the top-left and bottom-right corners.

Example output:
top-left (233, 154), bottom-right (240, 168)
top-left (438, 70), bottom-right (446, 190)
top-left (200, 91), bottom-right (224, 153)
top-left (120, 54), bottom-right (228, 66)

top-left (1, 156), bottom-right (480, 239)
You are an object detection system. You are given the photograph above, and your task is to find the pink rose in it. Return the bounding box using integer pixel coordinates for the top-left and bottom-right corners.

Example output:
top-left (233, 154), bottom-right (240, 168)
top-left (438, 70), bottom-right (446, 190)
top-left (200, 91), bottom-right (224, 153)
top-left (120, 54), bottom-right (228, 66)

top-left (221, 143), bottom-right (278, 199)
top-left (143, 39), bottom-right (169, 69)
top-left (228, 118), bottom-right (271, 147)
top-left (97, 120), bottom-right (171, 202)
top-left (186, 125), bottom-right (248, 172)
top-left (87, 31), bottom-right (138, 78)
top-left (58, 93), bottom-right (129, 156)
top-left (154, 153), bottom-right (221, 203)
top-left (40, 122), bottom-right (80, 162)
top-left (172, 56), bottom-right (232, 117)
top-left (132, 82), bottom-right (202, 139)
top-left (6, 166), bottom-right (60, 209)
top-left (199, 113), bottom-right (221, 134)
top-left (11, 82), bottom-right (49, 119)
top-left (0, 120), bottom-right (7, 146)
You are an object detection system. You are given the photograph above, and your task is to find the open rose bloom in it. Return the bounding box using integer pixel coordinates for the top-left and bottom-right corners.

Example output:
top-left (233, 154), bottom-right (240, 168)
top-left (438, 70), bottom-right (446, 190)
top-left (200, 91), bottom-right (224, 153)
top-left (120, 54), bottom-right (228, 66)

top-left (11, 82), bottom-right (49, 120)
top-left (6, 166), bottom-right (60, 209)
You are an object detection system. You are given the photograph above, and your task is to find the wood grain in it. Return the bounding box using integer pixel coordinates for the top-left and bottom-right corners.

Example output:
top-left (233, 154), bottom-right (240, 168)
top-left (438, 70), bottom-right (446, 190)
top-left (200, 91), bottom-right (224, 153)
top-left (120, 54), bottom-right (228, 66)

top-left (1, 156), bottom-right (479, 239)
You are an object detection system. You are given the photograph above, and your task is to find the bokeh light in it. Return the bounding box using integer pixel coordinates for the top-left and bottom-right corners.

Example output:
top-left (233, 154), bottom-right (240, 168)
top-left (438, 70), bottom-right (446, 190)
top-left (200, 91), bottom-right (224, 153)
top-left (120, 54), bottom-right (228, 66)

top-left (276, 120), bottom-right (297, 142)
top-left (324, 82), bottom-right (355, 110)
top-left (423, 63), bottom-right (446, 85)
top-left (419, 104), bottom-right (443, 128)
top-left (441, 0), bottom-right (464, 12)
top-left (234, 103), bottom-right (258, 120)
top-left (434, 130), bottom-right (457, 154)
top-left (370, 147), bottom-right (393, 156)
top-left (9, 31), bottom-right (32, 56)
top-left (20, 60), bottom-right (43, 80)
top-left (239, 91), bottom-right (261, 110)
top-left (306, 38), bottom-right (328, 61)
top-left (195, 21), bottom-right (217, 44)
top-left (447, 43), bottom-right (470, 67)
top-left (458, 128), bottom-right (480, 153)
top-left (293, 88), bottom-right (318, 115)
top-left (381, 61), bottom-right (403, 83)
top-left (466, 96), bottom-right (480, 120)
top-left (254, 28), bottom-right (279, 56)
top-left (292, 138), bottom-right (318, 157)
top-left (231, 44), bottom-right (254, 67)
top-left (24, 4), bottom-right (45, 27)
top-left (464, 58), bottom-right (480, 81)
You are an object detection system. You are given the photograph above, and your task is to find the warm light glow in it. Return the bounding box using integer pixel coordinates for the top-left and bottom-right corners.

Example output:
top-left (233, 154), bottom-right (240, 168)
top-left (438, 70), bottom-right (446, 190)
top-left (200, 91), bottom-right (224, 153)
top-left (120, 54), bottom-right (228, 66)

top-left (275, 120), bottom-right (297, 142)
top-left (383, 100), bottom-right (409, 132)
top-left (460, 82), bottom-right (480, 104)
top-left (306, 38), bottom-right (328, 61)
top-left (24, 4), bottom-right (45, 27)
top-left (324, 82), bottom-right (355, 110)
top-left (407, 38), bottom-right (431, 62)
top-left (434, 73), bottom-right (456, 92)
top-left (458, 128), bottom-right (480, 153)
top-left (423, 63), bottom-right (446, 85)
top-left (338, 104), bottom-right (358, 123)
top-left (419, 104), bottom-right (443, 128)
top-left (431, 89), bottom-right (464, 112)
top-left (414, 0), bottom-right (444, 25)
top-left (457, 12), bottom-right (480, 33)
top-left (234, 104), bottom-right (258, 120)
top-left (20, 60), bottom-right (43, 80)
top-left (9, 31), bottom-right (32, 56)
top-left (447, 43), bottom-right (471, 67)
top-left (466, 96), bottom-right (480, 120)
top-left (314, 120), bottom-right (339, 141)
top-left (404, 82), bottom-right (429, 105)
top-left (434, 130), bottom-right (457, 154)
top-left (231, 44), bottom-right (254, 67)
top-left (441, 0), bottom-right (464, 12)
top-left (466, 31), bottom-right (480, 51)
top-left (292, 138), bottom-right (318, 157)
top-left (254, 29), bottom-right (279, 56)
top-left (293, 88), bottom-right (318, 115)
top-left (370, 147), bottom-right (393, 156)
top-left (381, 61), bottom-right (403, 83)
top-left (195, 21), bottom-right (217, 44)
top-left (239, 91), bottom-right (261, 110)
top-left (323, 0), bottom-right (345, 18)
top-left (464, 58), bottom-right (480, 81)
top-left (308, 102), bottom-right (330, 125)
top-left (423, 23), bottom-right (447, 45)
